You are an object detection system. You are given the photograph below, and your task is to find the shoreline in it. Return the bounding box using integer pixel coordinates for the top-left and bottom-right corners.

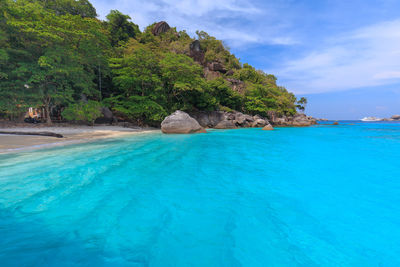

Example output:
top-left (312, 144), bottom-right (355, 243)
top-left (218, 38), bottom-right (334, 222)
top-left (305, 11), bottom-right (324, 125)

top-left (0, 125), bottom-right (159, 154)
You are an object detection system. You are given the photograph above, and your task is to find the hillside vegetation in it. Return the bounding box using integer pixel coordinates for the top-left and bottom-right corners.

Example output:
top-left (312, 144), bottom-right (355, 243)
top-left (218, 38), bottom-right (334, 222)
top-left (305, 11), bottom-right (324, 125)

top-left (0, 0), bottom-right (306, 125)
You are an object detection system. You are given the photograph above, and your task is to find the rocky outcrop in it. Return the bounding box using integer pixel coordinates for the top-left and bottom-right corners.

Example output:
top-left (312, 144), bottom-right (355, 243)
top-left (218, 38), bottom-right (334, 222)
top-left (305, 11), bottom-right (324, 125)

top-left (252, 117), bottom-right (269, 127)
top-left (207, 62), bottom-right (227, 73)
top-left (189, 111), bottom-right (268, 129)
top-left (226, 78), bottom-right (246, 94)
top-left (204, 67), bottom-right (221, 80)
top-left (226, 70), bottom-right (234, 76)
top-left (152, 21), bottom-right (170, 36)
top-left (162, 110), bottom-right (316, 133)
top-left (214, 120), bottom-right (237, 129)
top-left (189, 111), bottom-right (225, 128)
top-left (203, 61), bottom-right (227, 80)
top-left (268, 113), bottom-right (317, 127)
top-left (161, 110), bottom-right (206, 134)
top-left (189, 40), bottom-right (205, 64)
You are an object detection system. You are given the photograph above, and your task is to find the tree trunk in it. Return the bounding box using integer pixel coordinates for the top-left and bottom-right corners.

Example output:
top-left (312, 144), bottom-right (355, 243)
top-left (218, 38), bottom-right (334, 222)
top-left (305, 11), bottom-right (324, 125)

top-left (45, 100), bottom-right (52, 125)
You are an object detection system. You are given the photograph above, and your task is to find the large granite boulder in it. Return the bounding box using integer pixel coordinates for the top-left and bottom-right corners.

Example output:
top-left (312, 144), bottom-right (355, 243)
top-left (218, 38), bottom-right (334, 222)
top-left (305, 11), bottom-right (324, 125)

top-left (101, 107), bottom-right (113, 120)
top-left (152, 21), bottom-right (170, 36)
top-left (95, 107), bottom-right (116, 124)
top-left (161, 111), bottom-right (206, 134)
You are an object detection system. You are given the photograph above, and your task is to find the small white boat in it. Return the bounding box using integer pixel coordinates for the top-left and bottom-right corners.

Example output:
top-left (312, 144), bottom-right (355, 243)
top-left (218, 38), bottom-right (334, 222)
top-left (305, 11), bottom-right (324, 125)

top-left (361, 117), bottom-right (383, 122)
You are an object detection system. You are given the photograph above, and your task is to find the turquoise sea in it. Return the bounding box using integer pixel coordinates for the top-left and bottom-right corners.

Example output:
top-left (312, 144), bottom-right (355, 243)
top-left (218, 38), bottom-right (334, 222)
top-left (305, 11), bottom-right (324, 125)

top-left (1, 121), bottom-right (400, 266)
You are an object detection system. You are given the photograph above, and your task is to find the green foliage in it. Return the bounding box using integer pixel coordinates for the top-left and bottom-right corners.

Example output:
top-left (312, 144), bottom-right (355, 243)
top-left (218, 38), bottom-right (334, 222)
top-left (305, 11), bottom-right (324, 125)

top-left (110, 48), bottom-right (162, 96)
top-left (196, 30), bottom-right (240, 69)
top-left (105, 95), bottom-right (167, 126)
top-left (105, 10), bottom-right (140, 46)
top-left (36, 0), bottom-right (97, 18)
top-left (160, 52), bottom-right (217, 111)
top-left (0, 0), bottom-right (109, 122)
top-left (206, 78), bottom-right (243, 111)
top-left (296, 97), bottom-right (308, 112)
top-left (62, 100), bottom-right (102, 125)
top-left (0, 0), bottom-right (301, 125)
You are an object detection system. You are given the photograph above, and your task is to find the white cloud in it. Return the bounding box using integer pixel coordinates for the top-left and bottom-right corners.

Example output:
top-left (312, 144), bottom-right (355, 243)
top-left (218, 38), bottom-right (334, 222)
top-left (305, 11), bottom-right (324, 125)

top-left (92, 0), bottom-right (296, 47)
top-left (274, 19), bottom-right (400, 94)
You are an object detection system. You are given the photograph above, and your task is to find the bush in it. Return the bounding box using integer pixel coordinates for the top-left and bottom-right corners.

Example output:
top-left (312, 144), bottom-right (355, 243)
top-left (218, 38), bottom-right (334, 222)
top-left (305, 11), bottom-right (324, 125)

top-left (62, 100), bottom-right (102, 125)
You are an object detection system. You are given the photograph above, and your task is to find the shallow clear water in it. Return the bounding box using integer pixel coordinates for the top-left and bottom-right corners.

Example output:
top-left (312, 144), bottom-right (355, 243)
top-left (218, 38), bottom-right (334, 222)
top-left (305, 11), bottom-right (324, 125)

top-left (1, 122), bottom-right (400, 266)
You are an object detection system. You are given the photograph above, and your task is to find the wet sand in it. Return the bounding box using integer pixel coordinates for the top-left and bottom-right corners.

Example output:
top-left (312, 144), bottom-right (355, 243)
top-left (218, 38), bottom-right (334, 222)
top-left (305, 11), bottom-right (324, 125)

top-left (0, 126), bottom-right (159, 154)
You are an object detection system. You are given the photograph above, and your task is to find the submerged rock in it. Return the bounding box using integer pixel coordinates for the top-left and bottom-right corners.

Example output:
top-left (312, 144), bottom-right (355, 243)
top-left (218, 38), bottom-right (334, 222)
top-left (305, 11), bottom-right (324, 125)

top-left (161, 111), bottom-right (206, 134)
top-left (262, 124), bottom-right (274, 130)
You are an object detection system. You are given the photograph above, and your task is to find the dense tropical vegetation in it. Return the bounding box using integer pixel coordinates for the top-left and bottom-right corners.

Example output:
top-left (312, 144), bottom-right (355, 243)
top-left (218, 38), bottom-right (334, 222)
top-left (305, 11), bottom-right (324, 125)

top-left (0, 0), bottom-right (306, 125)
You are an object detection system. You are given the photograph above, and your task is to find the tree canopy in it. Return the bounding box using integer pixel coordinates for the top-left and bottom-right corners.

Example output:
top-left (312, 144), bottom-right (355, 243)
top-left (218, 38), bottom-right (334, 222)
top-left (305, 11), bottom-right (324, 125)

top-left (0, 0), bottom-right (305, 125)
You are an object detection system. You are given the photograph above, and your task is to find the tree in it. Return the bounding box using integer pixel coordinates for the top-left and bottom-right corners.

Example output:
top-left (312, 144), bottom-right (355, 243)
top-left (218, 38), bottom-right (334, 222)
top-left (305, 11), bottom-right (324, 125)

top-left (206, 78), bottom-right (243, 111)
top-left (160, 52), bottom-right (216, 111)
top-left (0, 0), bottom-right (305, 124)
top-left (36, 0), bottom-right (98, 18)
top-left (105, 10), bottom-right (140, 46)
top-left (0, 0), bottom-right (109, 122)
top-left (296, 97), bottom-right (308, 113)
top-left (110, 48), bottom-right (162, 96)
top-left (104, 95), bottom-right (167, 126)
top-left (108, 48), bottom-right (167, 124)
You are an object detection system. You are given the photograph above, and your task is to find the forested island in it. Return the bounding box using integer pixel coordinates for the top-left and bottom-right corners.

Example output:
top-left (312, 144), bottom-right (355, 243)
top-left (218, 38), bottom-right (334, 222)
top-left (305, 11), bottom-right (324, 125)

top-left (0, 0), bottom-right (312, 128)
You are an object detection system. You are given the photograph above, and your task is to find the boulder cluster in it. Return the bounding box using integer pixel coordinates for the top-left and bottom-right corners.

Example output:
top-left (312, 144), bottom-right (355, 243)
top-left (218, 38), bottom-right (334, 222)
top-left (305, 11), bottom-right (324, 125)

top-left (189, 111), bottom-right (270, 129)
top-left (269, 113), bottom-right (317, 127)
top-left (161, 110), bottom-right (316, 134)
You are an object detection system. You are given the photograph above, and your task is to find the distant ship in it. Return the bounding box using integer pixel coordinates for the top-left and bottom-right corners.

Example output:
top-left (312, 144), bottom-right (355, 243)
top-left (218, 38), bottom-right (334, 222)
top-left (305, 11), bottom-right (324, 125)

top-left (361, 117), bottom-right (383, 122)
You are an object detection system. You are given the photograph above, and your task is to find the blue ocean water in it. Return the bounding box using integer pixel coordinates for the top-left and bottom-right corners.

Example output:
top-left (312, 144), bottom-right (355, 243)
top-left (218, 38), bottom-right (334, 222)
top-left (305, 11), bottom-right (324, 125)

top-left (1, 122), bottom-right (400, 266)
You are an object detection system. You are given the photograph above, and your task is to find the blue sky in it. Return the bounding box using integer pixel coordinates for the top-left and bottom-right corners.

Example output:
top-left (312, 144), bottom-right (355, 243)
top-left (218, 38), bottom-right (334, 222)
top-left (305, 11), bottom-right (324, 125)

top-left (91, 0), bottom-right (400, 119)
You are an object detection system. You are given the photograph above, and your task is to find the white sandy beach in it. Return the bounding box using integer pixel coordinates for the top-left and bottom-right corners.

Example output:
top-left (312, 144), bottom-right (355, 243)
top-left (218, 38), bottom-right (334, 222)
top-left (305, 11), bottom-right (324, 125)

top-left (0, 125), bottom-right (159, 154)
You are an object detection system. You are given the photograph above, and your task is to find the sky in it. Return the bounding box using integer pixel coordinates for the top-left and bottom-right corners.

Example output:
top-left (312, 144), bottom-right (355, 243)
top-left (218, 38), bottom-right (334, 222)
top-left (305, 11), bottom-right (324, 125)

top-left (91, 0), bottom-right (400, 119)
